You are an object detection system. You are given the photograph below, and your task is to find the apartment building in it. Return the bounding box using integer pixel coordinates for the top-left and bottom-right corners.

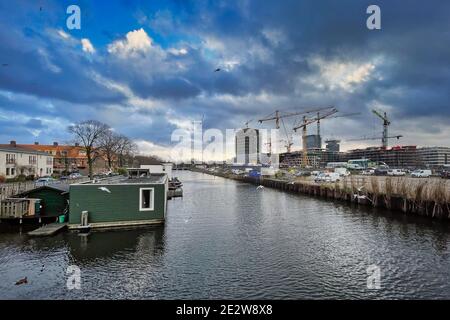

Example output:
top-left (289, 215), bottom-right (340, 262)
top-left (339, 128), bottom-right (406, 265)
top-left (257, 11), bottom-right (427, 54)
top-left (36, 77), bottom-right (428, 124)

top-left (417, 147), bottom-right (450, 167)
top-left (0, 143), bottom-right (54, 179)
top-left (0, 142), bottom-right (88, 175)
top-left (235, 128), bottom-right (261, 165)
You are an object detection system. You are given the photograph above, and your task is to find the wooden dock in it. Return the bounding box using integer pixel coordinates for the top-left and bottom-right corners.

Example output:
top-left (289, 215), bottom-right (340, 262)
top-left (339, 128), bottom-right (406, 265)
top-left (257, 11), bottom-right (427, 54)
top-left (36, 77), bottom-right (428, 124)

top-left (28, 223), bottom-right (67, 237)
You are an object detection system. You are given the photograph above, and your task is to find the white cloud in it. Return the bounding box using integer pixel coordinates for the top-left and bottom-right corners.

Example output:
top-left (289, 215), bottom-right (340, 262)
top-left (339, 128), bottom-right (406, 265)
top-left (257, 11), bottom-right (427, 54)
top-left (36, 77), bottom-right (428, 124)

top-left (90, 72), bottom-right (161, 111)
top-left (305, 56), bottom-right (378, 92)
top-left (262, 28), bottom-right (286, 47)
top-left (168, 47), bottom-right (188, 56)
top-left (81, 38), bottom-right (95, 54)
top-left (37, 48), bottom-right (61, 73)
top-left (107, 28), bottom-right (153, 57)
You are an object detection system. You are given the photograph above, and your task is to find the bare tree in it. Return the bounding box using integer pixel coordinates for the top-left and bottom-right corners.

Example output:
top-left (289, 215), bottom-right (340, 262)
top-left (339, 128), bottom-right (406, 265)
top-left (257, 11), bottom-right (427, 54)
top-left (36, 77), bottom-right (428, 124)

top-left (68, 120), bottom-right (110, 179)
top-left (98, 130), bottom-right (121, 169)
top-left (116, 135), bottom-right (138, 167)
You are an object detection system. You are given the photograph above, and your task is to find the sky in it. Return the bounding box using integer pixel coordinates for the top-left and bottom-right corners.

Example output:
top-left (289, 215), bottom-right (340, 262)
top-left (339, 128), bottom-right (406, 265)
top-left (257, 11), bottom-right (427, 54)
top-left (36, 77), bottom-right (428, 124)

top-left (0, 0), bottom-right (449, 161)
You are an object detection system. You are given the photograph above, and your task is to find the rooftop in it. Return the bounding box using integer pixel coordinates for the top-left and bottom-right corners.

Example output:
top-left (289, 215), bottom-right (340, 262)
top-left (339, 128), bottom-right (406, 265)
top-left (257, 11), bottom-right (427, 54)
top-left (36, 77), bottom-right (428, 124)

top-left (0, 145), bottom-right (50, 156)
top-left (76, 174), bottom-right (167, 185)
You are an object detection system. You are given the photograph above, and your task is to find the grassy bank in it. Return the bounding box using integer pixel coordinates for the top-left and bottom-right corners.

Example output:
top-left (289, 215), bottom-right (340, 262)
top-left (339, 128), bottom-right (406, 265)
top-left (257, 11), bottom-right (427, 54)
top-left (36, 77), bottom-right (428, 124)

top-left (193, 169), bottom-right (450, 220)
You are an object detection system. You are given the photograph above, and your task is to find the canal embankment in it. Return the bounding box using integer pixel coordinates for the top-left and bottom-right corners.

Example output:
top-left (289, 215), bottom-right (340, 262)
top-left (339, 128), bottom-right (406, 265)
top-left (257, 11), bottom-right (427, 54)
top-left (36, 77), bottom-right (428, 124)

top-left (192, 169), bottom-right (450, 220)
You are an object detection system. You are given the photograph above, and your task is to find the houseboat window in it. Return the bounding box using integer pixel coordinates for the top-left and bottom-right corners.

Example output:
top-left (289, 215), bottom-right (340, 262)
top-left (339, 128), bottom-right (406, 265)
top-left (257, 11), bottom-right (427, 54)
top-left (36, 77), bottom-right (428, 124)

top-left (139, 188), bottom-right (154, 211)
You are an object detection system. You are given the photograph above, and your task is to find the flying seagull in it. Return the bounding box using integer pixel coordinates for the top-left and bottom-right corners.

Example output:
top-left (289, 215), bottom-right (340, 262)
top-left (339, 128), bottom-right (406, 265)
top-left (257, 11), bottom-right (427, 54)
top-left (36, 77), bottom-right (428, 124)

top-left (214, 68), bottom-right (221, 72)
top-left (98, 187), bottom-right (111, 193)
top-left (256, 185), bottom-right (264, 190)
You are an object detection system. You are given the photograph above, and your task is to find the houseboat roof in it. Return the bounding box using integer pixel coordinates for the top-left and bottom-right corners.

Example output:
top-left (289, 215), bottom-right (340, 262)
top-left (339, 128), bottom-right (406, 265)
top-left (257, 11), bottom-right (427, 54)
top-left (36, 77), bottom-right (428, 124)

top-left (75, 174), bottom-right (167, 185)
top-left (14, 183), bottom-right (70, 197)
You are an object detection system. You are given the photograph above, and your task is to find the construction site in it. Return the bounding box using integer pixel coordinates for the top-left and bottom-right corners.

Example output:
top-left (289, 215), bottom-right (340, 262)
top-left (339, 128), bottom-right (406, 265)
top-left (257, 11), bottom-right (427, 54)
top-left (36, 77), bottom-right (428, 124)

top-left (235, 107), bottom-right (450, 170)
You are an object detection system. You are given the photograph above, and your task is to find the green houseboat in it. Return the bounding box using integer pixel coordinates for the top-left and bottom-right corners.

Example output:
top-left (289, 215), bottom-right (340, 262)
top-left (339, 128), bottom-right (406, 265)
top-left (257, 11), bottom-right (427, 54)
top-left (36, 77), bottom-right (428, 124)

top-left (68, 173), bottom-right (168, 229)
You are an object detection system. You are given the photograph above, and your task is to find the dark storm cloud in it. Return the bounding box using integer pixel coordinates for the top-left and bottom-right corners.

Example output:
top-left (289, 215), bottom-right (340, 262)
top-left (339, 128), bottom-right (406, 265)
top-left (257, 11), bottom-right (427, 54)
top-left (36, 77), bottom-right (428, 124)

top-left (0, 0), bottom-right (449, 149)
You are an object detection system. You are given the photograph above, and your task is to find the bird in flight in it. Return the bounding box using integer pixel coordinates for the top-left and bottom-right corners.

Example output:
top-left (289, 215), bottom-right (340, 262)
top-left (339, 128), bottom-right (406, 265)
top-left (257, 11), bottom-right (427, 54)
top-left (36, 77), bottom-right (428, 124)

top-left (2, 64), bottom-right (8, 67)
top-left (98, 187), bottom-right (111, 193)
top-left (214, 68), bottom-right (221, 72)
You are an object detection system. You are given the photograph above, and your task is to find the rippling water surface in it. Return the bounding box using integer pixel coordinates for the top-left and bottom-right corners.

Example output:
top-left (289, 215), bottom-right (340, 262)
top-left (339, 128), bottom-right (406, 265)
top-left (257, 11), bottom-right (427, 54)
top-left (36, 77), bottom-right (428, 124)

top-left (1, 171), bottom-right (450, 299)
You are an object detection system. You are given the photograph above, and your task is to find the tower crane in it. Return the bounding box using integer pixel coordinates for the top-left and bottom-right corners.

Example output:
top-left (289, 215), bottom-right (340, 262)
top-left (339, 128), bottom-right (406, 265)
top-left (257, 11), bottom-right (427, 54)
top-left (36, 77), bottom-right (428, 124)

top-left (372, 109), bottom-right (391, 148)
top-left (293, 107), bottom-right (338, 167)
top-left (258, 107), bottom-right (333, 129)
top-left (347, 135), bottom-right (403, 142)
top-left (347, 110), bottom-right (402, 148)
top-left (243, 119), bottom-right (253, 128)
top-left (315, 112), bottom-right (361, 146)
top-left (258, 107), bottom-right (334, 154)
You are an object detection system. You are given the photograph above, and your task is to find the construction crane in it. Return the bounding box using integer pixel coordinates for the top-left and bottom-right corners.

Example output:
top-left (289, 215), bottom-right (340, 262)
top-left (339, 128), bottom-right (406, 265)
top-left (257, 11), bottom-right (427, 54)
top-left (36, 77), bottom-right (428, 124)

top-left (258, 107), bottom-right (333, 129)
top-left (315, 112), bottom-right (361, 145)
top-left (347, 135), bottom-right (403, 142)
top-left (282, 139), bottom-right (294, 153)
top-left (372, 109), bottom-right (391, 148)
top-left (258, 107), bottom-right (335, 155)
top-left (243, 119), bottom-right (253, 128)
top-left (293, 107), bottom-right (338, 167)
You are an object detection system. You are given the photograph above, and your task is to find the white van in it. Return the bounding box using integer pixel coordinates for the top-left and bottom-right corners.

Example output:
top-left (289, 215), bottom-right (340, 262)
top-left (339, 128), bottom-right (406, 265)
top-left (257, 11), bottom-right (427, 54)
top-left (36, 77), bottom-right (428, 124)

top-left (387, 169), bottom-right (406, 176)
top-left (315, 172), bottom-right (340, 183)
top-left (335, 167), bottom-right (350, 177)
top-left (411, 169), bottom-right (432, 178)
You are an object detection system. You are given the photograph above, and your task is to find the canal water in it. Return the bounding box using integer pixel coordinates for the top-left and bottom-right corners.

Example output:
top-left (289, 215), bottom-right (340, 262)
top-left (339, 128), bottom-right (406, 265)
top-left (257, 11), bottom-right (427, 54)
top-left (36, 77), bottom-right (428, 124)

top-left (1, 171), bottom-right (450, 299)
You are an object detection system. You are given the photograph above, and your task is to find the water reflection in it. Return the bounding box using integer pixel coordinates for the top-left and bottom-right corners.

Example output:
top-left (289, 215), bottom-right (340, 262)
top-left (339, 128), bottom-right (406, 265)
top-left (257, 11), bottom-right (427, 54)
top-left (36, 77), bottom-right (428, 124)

top-left (66, 227), bottom-right (165, 263)
top-left (0, 171), bottom-right (450, 299)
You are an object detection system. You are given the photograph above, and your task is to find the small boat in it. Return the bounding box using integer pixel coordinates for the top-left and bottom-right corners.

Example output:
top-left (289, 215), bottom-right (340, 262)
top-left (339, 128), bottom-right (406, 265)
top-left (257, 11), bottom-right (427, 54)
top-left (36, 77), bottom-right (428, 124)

top-left (169, 177), bottom-right (183, 190)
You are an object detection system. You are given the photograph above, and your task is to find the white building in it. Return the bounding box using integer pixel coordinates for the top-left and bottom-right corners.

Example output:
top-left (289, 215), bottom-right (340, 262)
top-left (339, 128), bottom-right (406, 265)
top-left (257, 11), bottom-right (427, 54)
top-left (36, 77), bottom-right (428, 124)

top-left (235, 128), bottom-right (261, 165)
top-left (140, 162), bottom-right (173, 179)
top-left (418, 147), bottom-right (450, 167)
top-left (0, 143), bottom-right (54, 179)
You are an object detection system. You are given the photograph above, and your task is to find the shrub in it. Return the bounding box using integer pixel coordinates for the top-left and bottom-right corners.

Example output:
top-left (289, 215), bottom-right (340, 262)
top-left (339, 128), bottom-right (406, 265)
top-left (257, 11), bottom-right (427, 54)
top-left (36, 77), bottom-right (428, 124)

top-left (116, 167), bottom-right (128, 175)
top-left (16, 174), bottom-right (27, 182)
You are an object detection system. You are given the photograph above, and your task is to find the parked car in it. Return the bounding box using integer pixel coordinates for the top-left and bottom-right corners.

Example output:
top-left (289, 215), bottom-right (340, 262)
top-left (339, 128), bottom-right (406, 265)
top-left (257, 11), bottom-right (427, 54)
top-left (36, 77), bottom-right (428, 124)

top-left (69, 172), bottom-right (82, 179)
top-left (35, 177), bottom-right (56, 185)
top-left (387, 169), bottom-right (406, 176)
top-left (374, 168), bottom-right (389, 176)
top-left (295, 171), bottom-right (310, 177)
top-left (314, 173), bottom-right (326, 182)
top-left (335, 167), bottom-right (350, 177)
top-left (441, 170), bottom-right (450, 179)
top-left (411, 169), bottom-right (432, 178)
top-left (315, 172), bottom-right (340, 183)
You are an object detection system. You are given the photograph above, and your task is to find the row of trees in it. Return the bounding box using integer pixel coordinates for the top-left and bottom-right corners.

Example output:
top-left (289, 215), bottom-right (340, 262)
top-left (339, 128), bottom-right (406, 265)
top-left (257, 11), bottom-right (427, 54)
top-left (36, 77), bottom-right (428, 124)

top-left (68, 120), bottom-right (137, 179)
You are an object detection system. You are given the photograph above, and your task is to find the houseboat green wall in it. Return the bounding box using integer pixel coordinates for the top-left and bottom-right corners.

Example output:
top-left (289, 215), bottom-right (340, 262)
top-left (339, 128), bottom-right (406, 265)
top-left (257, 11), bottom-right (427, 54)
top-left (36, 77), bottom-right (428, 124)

top-left (69, 183), bottom-right (166, 228)
top-left (15, 187), bottom-right (69, 218)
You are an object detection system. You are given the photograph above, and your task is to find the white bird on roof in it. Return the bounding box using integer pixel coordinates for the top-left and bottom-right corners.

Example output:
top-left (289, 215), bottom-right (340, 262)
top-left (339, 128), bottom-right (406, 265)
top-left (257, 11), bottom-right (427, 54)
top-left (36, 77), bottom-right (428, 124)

top-left (98, 187), bottom-right (111, 193)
